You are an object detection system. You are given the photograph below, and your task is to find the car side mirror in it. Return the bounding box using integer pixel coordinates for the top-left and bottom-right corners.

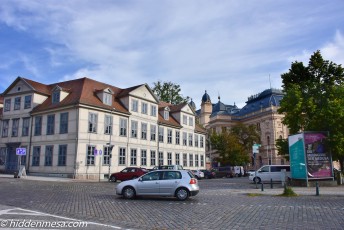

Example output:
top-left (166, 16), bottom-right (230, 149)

top-left (138, 178), bottom-right (143, 182)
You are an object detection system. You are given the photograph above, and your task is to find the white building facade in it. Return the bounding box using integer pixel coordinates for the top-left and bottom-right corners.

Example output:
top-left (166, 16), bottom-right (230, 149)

top-left (0, 77), bottom-right (206, 180)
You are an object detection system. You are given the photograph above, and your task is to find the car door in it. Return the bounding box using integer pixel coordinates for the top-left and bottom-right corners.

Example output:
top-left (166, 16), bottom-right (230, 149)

top-left (136, 171), bottom-right (161, 195)
top-left (159, 171), bottom-right (181, 195)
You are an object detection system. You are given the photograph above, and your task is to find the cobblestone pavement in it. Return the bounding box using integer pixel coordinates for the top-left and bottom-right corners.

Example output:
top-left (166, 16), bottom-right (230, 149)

top-left (0, 175), bottom-right (343, 229)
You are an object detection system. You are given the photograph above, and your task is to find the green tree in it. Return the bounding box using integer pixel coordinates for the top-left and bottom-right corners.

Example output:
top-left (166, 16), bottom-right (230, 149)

top-left (275, 138), bottom-right (289, 161)
top-left (151, 81), bottom-right (189, 104)
top-left (278, 50), bottom-right (344, 170)
top-left (230, 123), bottom-right (261, 154)
top-left (209, 123), bottom-right (259, 166)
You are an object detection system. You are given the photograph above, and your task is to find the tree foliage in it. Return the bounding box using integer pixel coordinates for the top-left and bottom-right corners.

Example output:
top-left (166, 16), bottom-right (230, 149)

top-left (209, 123), bottom-right (260, 166)
top-left (278, 50), bottom-right (344, 170)
top-left (151, 81), bottom-right (189, 104)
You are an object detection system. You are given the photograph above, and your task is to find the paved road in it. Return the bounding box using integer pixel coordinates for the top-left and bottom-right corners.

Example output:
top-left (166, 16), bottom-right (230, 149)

top-left (0, 176), bottom-right (343, 229)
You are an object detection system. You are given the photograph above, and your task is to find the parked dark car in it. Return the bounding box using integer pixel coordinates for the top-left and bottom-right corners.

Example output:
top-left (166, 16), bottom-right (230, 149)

top-left (109, 167), bottom-right (148, 182)
top-left (200, 169), bottom-right (215, 179)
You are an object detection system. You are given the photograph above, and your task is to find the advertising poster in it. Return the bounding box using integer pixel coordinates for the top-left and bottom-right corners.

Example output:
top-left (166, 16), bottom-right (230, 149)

top-left (289, 134), bottom-right (307, 179)
top-left (304, 132), bottom-right (332, 178)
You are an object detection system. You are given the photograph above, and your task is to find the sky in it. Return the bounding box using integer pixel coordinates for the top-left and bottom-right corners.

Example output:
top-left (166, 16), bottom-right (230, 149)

top-left (1, 0), bottom-right (344, 109)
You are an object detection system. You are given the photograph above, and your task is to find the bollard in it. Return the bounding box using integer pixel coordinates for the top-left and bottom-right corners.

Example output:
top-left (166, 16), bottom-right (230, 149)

top-left (270, 179), bottom-right (273, 189)
top-left (315, 182), bottom-right (319, 196)
top-left (261, 182), bottom-right (264, 191)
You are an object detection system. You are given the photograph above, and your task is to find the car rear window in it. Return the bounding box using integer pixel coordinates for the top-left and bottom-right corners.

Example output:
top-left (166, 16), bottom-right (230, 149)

top-left (187, 171), bottom-right (195, 178)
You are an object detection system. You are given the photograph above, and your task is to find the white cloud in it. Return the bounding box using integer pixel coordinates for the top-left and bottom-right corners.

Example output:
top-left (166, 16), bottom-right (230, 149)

top-left (1, 0), bottom-right (344, 107)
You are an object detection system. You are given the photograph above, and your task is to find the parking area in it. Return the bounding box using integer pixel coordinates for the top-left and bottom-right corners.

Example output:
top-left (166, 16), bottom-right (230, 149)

top-left (0, 176), bottom-right (343, 229)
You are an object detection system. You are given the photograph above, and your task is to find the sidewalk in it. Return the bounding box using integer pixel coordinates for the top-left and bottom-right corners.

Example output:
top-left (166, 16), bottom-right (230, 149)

top-left (234, 185), bottom-right (344, 196)
top-left (0, 173), bottom-right (107, 182)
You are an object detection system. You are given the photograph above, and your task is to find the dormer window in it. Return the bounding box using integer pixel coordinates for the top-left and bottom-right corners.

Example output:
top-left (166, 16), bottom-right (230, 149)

top-left (164, 107), bottom-right (170, 120)
top-left (52, 91), bottom-right (60, 104)
top-left (96, 88), bottom-right (113, 106)
top-left (104, 92), bottom-right (112, 106)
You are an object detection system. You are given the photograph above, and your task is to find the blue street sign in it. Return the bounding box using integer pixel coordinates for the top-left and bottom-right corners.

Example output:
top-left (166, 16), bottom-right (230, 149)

top-left (98, 150), bottom-right (102, 155)
top-left (16, 148), bottom-right (26, 155)
top-left (94, 149), bottom-right (98, 156)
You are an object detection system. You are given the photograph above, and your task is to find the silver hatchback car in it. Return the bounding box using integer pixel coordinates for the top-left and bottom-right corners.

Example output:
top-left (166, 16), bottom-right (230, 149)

top-left (116, 170), bottom-right (199, 201)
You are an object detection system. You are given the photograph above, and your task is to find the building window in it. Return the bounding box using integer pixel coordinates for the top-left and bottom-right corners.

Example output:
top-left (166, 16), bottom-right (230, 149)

top-left (158, 151), bottom-right (164, 165)
top-left (130, 149), bottom-right (137, 165)
top-left (188, 133), bottom-right (193, 146)
top-left (11, 119), bottom-right (19, 137)
top-left (183, 115), bottom-right (187, 125)
top-left (58, 145), bottom-right (67, 166)
top-left (103, 146), bottom-right (111, 165)
top-left (131, 99), bottom-right (138, 112)
top-left (87, 145), bottom-right (95, 166)
top-left (158, 127), bottom-right (164, 143)
top-left (60, 112), bottom-right (68, 134)
top-left (88, 113), bottom-right (98, 133)
top-left (183, 132), bottom-right (187, 146)
top-left (200, 155), bottom-right (204, 167)
top-left (2, 120), bottom-right (9, 137)
top-left (119, 118), bottom-right (127, 136)
top-left (151, 105), bottom-right (157, 117)
top-left (52, 91), bottom-right (60, 104)
top-left (167, 152), bottom-right (172, 165)
top-left (200, 136), bottom-right (204, 148)
top-left (189, 154), bottom-right (194, 167)
top-left (175, 131), bottom-right (180, 145)
top-left (14, 97), bottom-right (21, 110)
top-left (45, 146), bottom-right (53, 166)
top-left (22, 117), bottom-right (30, 136)
top-left (150, 150), bottom-right (156, 166)
top-left (141, 149), bottom-right (147, 166)
top-left (141, 102), bottom-right (148, 114)
top-left (164, 110), bottom-right (169, 120)
top-left (141, 123), bottom-right (147, 140)
top-left (131, 120), bottom-right (138, 138)
top-left (183, 153), bottom-right (187, 167)
top-left (194, 134), bottom-right (199, 147)
top-left (24, 95), bottom-right (32, 109)
top-left (32, 146), bottom-right (41, 166)
top-left (189, 117), bottom-right (193, 126)
top-left (195, 154), bottom-right (199, 167)
top-left (46, 114), bottom-right (55, 135)
top-left (34, 116), bottom-right (42, 136)
top-left (104, 115), bottom-right (113, 135)
top-left (119, 147), bottom-right (126, 165)
top-left (4, 99), bottom-right (11, 112)
top-left (104, 93), bottom-right (112, 105)
top-left (150, 125), bottom-right (156, 141)
top-left (175, 153), bottom-right (180, 165)
top-left (0, 148), bottom-right (6, 166)
top-left (267, 136), bottom-right (270, 145)
top-left (167, 129), bottom-right (172, 144)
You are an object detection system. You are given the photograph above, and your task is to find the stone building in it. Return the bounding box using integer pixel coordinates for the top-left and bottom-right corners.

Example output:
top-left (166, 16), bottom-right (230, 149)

top-left (197, 89), bottom-right (289, 169)
top-left (0, 77), bottom-right (206, 179)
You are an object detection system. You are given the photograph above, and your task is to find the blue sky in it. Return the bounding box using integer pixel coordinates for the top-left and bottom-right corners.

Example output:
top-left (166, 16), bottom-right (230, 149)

top-left (1, 0), bottom-right (343, 108)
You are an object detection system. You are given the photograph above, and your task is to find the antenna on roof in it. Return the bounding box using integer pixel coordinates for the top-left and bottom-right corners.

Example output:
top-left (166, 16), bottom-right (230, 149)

top-left (269, 74), bottom-right (272, 89)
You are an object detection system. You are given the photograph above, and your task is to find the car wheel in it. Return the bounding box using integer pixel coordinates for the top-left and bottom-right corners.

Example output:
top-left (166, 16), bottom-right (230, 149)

top-left (175, 188), bottom-right (189, 201)
top-left (109, 176), bottom-right (117, 182)
top-left (123, 186), bottom-right (136, 199)
top-left (253, 177), bottom-right (261, 184)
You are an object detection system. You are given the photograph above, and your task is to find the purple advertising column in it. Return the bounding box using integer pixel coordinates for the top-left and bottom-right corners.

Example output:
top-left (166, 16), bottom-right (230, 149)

top-left (304, 132), bottom-right (332, 178)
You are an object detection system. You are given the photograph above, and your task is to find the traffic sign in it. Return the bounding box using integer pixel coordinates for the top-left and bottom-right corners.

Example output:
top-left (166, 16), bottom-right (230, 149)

top-left (16, 148), bottom-right (26, 155)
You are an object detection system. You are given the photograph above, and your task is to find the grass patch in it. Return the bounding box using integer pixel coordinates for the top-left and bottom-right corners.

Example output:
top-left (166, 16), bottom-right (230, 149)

top-left (278, 186), bottom-right (298, 197)
top-left (247, 193), bottom-right (263, 197)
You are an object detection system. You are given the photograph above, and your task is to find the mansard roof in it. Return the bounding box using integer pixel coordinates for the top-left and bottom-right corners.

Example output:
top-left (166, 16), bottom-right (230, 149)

top-left (235, 88), bottom-right (284, 116)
